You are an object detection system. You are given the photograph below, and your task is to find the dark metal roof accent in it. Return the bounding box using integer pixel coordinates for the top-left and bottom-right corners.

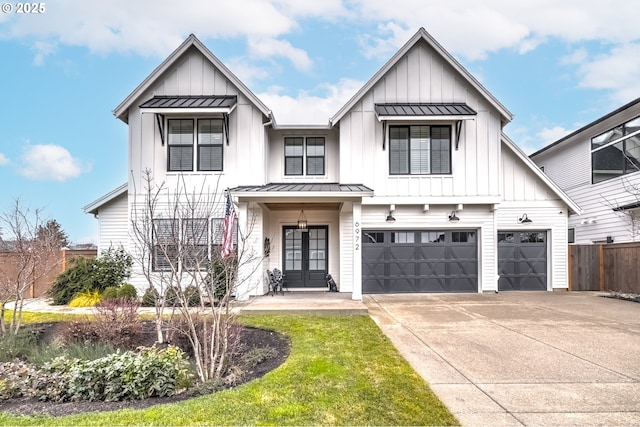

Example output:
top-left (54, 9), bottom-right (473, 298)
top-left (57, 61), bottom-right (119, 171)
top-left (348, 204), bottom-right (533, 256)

top-left (612, 201), bottom-right (640, 212)
top-left (231, 183), bottom-right (373, 193)
top-left (140, 95), bottom-right (237, 109)
top-left (375, 103), bottom-right (477, 116)
top-left (530, 96), bottom-right (640, 158)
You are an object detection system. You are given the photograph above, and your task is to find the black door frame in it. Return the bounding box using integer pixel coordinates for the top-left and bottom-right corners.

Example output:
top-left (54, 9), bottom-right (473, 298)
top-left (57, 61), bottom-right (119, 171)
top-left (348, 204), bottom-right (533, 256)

top-left (282, 225), bottom-right (328, 288)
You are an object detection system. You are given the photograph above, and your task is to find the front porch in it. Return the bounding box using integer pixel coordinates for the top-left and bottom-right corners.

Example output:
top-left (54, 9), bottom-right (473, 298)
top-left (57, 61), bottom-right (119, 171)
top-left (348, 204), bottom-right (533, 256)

top-left (237, 291), bottom-right (368, 315)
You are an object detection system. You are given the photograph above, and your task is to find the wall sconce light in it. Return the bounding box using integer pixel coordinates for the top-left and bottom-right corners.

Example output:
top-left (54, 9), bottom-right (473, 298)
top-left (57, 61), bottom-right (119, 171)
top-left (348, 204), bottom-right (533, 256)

top-left (448, 211), bottom-right (460, 222)
top-left (518, 213), bottom-right (532, 224)
top-left (386, 204), bottom-right (396, 222)
top-left (297, 210), bottom-right (308, 230)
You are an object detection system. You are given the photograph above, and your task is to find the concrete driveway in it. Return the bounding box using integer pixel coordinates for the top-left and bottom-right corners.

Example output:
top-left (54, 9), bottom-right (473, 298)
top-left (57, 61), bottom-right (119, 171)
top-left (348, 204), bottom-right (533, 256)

top-left (365, 292), bottom-right (640, 426)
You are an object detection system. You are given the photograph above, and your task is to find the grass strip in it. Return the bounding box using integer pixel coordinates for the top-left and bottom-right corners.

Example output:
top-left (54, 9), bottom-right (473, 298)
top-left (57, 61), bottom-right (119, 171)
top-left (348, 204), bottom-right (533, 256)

top-left (0, 314), bottom-right (458, 426)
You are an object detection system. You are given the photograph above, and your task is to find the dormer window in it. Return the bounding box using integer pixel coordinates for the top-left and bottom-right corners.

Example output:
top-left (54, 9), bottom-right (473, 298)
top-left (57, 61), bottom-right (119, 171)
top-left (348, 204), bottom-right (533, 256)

top-left (167, 118), bottom-right (224, 172)
top-left (389, 125), bottom-right (451, 175)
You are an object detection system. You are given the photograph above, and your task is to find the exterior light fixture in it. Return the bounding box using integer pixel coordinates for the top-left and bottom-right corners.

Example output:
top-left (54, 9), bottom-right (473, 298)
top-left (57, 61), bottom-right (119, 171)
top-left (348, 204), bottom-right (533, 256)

top-left (518, 213), bottom-right (532, 224)
top-left (386, 212), bottom-right (396, 222)
top-left (448, 211), bottom-right (460, 222)
top-left (297, 210), bottom-right (308, 230)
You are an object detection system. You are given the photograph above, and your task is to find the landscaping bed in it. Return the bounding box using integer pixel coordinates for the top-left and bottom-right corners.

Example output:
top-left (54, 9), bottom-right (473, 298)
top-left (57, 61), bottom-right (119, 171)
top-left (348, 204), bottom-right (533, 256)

top-left (0, 321), bottom-right (290, 417)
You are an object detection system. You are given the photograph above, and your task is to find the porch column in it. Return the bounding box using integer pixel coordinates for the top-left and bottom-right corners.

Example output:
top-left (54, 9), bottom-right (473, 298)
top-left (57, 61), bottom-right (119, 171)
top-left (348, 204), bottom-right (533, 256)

top-left (235, 201), bottom-right (251, 301)
top-left (352, 202), bottom-right (363, 300)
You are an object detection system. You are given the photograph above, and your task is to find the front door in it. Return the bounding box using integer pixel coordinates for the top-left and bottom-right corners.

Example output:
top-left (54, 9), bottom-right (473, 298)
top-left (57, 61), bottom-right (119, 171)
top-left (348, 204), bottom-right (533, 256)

top-left (283, 226), bottom-right (328, 288)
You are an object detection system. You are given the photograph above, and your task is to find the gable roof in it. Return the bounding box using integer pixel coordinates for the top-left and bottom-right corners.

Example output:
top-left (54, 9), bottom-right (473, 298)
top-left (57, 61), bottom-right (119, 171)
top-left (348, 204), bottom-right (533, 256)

top-left (113, 34), bottom-right (271, 124)
top-left (501, 133), bottom-right (581, 215)
top-left (530, 96), bottom-right (640, 158)
top-left (331, 28), bottom-right (512, 126)
top-left (83, 183), bottom-right (127, 216)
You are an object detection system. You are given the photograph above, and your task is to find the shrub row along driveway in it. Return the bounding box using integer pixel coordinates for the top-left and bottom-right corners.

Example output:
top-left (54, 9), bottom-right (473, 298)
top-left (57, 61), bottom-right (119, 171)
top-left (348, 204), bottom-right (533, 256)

top-left (366, 292), bottom-right (640, 426)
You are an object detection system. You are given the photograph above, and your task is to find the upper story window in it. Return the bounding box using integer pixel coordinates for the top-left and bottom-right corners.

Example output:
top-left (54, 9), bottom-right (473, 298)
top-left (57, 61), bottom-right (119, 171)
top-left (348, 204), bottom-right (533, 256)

top-left (285, 137), bottom-right (325, 176)
top-left (168, 118), bottom-right (224, 172)
top-left (389, 125), bottom-right (451, 175)
top-left (591, 116), bottom-right (640, 184)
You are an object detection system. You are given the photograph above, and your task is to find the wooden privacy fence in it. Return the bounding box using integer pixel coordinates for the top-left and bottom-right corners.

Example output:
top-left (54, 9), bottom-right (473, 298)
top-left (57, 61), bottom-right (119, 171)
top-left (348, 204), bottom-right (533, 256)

top-left (569, 242), bottom-right (640, 293)
top-left (0, 247), bottom-right (97, 298)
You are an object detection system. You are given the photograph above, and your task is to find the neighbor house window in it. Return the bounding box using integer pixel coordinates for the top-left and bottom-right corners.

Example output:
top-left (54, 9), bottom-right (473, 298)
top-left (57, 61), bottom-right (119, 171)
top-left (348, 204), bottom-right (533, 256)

top-left (389, 125), bottom-right (451, 175)
top-left (168, 118), bottom-right (224, 172)
top-left (591, 116), bottom-right (640, 183)
top-left (284, 137), bottom-right (326, 176)
top-left (568, 228), bottom-right (575, 244)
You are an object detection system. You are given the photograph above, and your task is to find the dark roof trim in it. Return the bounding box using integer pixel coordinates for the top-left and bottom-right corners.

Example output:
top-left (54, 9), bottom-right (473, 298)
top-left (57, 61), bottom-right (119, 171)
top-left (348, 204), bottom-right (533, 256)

top-left (612, 201), bottom-right (640, 212)
top-left (139, 95), bottom-right (237, 109)
top-left (231, 183), bottom-right (373, 193)
top-left (375, 103), bottom-right (477, 117)
top-left (531, 96), bottom-right (640, 158)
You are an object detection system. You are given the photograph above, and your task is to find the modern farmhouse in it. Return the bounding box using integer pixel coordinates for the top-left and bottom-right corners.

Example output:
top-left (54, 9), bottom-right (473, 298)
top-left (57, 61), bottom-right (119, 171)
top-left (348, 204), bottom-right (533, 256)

top-left (84, 28), bottom-right (580, 300)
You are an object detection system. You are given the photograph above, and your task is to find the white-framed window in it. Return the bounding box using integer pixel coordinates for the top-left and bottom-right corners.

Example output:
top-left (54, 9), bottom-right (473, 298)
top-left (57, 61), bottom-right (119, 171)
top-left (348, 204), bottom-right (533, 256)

top-left (152, 217), bottom-right (236, 272)
top-left (389, 125), bottom-right (451, 175)
top-left (284, 137), bottom-right (325, 176)
top-left (167, 118), bottom-right (224, 172)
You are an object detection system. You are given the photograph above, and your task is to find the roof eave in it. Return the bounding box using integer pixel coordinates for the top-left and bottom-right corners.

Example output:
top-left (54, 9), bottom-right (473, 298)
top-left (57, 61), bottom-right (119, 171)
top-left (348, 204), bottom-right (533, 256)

top-left (113, 34), bottom-right (272, 124)
top-left (83, 183), bottom-right (128, 215)
top-left (330, 28), bottom-right (513, 127)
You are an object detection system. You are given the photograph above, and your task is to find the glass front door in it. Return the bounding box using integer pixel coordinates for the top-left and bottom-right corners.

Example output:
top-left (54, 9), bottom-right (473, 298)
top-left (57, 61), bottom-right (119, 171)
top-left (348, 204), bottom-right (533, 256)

top-left (283, 226), bottom-right (328, 287)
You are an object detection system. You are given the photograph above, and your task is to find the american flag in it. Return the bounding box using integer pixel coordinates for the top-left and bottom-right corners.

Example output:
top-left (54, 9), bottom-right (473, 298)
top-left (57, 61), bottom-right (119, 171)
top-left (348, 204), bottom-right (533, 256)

top-left (221, 191), bottom-right (236, 258)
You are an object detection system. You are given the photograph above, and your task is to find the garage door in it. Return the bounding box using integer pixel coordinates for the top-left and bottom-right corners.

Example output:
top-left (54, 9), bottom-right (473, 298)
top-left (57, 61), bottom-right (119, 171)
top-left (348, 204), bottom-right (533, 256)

top-left (362, 230), bottom-right (478, 293)
top-left (498, 231), bottom-right (547, 291)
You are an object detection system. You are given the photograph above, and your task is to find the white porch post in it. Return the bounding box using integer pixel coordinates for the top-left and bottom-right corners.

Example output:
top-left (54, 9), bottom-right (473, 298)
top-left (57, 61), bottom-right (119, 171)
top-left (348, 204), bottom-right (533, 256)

top-left (352, 202), bottom-right (363, 300)
top-left (235, 201), bottom-right (251, 301)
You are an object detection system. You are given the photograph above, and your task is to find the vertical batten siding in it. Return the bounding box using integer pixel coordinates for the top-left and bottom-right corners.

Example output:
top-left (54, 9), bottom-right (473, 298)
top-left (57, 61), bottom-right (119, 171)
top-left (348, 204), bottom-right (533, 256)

top-left (241, 204), bottom-right (264, 297)
top-left (338, 41), bottom-right (502, 200)
top-left (500, 143), bottom-right (570, 289)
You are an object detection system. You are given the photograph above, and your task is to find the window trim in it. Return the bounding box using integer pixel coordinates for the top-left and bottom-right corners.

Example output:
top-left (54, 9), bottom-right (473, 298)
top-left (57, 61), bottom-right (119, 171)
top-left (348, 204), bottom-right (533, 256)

top-left (284, 137), bottom-right (304, 176)
top-left (197, 118), bottom-right (224, 172)
top-left (388, 124), bottom-right (452, 175)
top-left (167, 117), bottom-right (225, 173)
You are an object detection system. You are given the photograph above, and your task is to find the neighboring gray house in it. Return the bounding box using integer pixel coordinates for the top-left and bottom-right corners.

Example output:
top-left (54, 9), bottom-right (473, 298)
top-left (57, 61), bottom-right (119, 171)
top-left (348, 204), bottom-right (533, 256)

top-left (531, 97), bottom-right (640, 244)
top-left (85, 28), bottom-right (579, 299)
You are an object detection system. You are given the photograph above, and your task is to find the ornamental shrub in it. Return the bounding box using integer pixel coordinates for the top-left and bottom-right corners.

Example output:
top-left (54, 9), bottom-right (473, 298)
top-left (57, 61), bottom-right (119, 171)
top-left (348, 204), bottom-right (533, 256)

top-left (33, 346), bottom-right (192, 402)
top-left (69, 290), bottom-right (102, 307)
top-left (49, 247), bottom-right (133, 305)
top-left (0, 360), bottom-right (38, 400)
top-left (141, 286), bottom-right (159, 307)
top-left (117, 283), bottom-right (137, 299)
top-left (102, 286), bottom-right (119, 300)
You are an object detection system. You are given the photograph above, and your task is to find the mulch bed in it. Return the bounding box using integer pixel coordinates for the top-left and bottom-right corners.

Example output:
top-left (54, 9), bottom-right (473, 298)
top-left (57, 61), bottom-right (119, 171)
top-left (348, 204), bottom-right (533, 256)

top-left (0, 323), bottom-right (290, 417)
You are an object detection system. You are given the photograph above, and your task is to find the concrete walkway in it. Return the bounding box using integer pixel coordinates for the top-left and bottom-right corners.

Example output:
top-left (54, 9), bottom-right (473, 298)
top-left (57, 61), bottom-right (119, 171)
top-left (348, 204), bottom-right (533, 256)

top-left (238, 291), bottom-right (368, 315)
top-left (365, 292), bottom-right (640, 426)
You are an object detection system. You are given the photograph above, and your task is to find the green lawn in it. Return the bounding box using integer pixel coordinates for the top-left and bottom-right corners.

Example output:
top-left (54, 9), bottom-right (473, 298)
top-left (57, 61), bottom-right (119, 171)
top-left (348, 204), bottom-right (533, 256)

top-left (0, 314), bottom-right (458, 426)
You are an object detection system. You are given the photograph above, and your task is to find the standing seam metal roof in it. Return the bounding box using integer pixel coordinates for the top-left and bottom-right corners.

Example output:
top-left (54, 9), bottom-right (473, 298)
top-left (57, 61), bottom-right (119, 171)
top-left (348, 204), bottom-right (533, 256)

top-left (374, 103), bottom-right (477, 116)
top-left (139, 95), bottom-right (237, 109)
top-left (230, 183), bottom-right (373, 193)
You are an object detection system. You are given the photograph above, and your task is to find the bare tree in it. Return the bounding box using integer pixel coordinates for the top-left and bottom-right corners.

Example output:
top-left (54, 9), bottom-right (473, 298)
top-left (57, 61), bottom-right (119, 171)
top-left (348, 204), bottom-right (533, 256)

top-left (600, 177), bottom-right (640, 242)
top-left (129, 170), bottom-right (263, 382)
top-left (0, 199), bottom-right (62, 335)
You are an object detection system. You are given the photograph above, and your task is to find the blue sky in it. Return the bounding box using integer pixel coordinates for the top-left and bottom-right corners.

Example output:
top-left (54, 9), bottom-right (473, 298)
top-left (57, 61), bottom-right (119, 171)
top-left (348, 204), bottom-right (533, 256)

top-left (2, 0), bottom-right (640, 244)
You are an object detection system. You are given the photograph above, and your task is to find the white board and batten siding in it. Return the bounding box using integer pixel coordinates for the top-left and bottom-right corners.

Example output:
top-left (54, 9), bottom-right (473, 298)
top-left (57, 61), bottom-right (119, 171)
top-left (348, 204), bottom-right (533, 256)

top-left (127, 46), bottom-right (268, 199)
top-left (500, 144), bottom-right (570, 289)
top-left (338, 40), bottom-right (503, 200)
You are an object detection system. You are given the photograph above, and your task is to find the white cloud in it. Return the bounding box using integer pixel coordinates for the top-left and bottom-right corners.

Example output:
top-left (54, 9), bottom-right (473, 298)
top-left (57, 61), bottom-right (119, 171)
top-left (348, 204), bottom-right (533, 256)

top-left (573, 43), bottom-right (640, 105)
top-left (0, 153), bottom-right (9, 165)
top-left (258, 78), bottom-right (365, 124)
top-left (247, 37), bottom-right (313, 72)
top-left (19, 144), bottom-right (90, 181)
top-left (538, 126), bottom-right (573, 147)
